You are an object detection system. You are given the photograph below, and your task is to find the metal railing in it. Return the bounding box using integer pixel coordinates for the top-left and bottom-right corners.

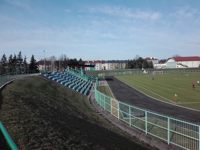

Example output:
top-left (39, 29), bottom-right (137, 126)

top-left (94, 87), bottom-right (200, 150)
top-left (0, 73), bottom-right (41, 88)
top-left (68, 68), bottom-right (97, 82)
top-left (0, 122), bottom-right (18, 150)
top-left (0, 74), bottom-right (14, 87)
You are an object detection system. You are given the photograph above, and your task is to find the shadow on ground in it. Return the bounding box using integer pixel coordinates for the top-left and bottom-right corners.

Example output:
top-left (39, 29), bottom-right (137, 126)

top-left (0, 76), bottom-right (152, 150)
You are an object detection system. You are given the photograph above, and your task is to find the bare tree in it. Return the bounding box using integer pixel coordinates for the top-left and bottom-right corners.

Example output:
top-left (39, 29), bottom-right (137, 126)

top-left (49, 56), bottom-right (56, 72)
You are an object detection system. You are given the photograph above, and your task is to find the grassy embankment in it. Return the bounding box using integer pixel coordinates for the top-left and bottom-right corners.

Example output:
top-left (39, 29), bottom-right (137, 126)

top-left (0, 76), bottom-right (152, 150)
top-left (97, 85), bottom-right (115, 98)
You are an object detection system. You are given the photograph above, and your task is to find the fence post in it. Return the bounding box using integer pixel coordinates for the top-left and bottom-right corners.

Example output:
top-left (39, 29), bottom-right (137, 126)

top-left (103, 95), bottom-right (105, 109)
top-left (97, 91), bottom-right (99, 105)
top-left (101, 93), bottom-right (103, 107)
top-left (118, 101), bottom-right (120, 119)
top-left (129, 105), bottom-right (131, 126)
top-left (199, 125), bottom-right (200, 150)
top-left (98, 92), bottom-right (101, 106)
top-left (145, 111), bottom-right (147, 134)
top-left (111, 98), bottom-right (113, 115)
top-left (168, 117), bottom-right (170, 145)
top-left (97, 91), bottom-right (100, 105)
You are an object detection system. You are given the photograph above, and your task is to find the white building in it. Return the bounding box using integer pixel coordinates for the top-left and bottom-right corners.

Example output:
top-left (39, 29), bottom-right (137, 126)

top-left (85, 60), bottom-right (128, 71)
top-left (145, 57), bottom-right (159, 68)
top-left (153, 63), bottom-right (166, 69)
top-left (84, 61), bottom-right (106, 70)
top-left (105, 60), bottom-right (127, 70)
top-left (95, 61), bottom-right (105, 70)
top-left (145, 57), bottom-right (159, 65)
top-left (37, 60), bottom-right (52, 71)
top-left (166, 56), bottom-right (200, 68)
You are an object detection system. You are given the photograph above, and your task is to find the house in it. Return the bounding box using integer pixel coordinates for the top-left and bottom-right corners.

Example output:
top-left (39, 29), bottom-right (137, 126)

top-left (145, 57), bottom-right (159, 68)
top-left (37, 60), bottom-right (58, 71)
top-left (84, 60), bottom-right (104, 70)
top-left (145, 57), bottom-right (159, 65)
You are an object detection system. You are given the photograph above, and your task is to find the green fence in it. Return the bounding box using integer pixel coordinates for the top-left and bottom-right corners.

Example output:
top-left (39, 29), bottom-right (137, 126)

top-left (94, 68), bottom-right (200, 77)
top-left (0, 122), bottom-right (18, 150)
top-left (68, 68), bottom-right (97, 82)
top-left (95, 88), bottom-right (200, 150)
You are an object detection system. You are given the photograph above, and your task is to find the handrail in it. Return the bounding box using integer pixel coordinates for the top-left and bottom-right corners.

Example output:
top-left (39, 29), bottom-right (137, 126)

top-left (94, 85), bottom-right (200, 150)
top-left (0, 122), bottom-right (18, 150)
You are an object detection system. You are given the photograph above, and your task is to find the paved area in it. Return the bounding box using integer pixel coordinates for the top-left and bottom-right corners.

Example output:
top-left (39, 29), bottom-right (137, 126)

top-left (106, 76), bottom-right (200, 124)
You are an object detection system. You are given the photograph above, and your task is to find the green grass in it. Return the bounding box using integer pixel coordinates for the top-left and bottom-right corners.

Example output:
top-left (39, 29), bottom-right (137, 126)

top-left (0, 76), bottom-right (152, 150)
top-left (115, 72), bottom-right (200, 110)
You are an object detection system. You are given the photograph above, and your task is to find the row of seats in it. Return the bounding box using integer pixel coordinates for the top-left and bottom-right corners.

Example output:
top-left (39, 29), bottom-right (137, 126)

top-left (43, 71), bottom-right (93, 96)
top-left (68, 70), bottom-right (96, 82)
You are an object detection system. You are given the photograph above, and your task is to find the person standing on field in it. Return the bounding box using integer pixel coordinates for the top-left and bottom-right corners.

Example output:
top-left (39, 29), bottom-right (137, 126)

top-left (192, 82), bottom-right (195, 90)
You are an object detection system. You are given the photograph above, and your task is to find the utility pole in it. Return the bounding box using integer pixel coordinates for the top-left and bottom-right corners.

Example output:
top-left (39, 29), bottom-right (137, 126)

top-left (43, 50), bottom-right (46, 71)
top-left (59, 59), bottom-right (60, 71)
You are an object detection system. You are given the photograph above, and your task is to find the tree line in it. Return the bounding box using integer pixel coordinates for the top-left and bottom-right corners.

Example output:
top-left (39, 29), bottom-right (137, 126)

top-left (40, 55), bottom-right (85, 71)
top-left (0, 52), bottom-right (39, 75)
top-left (1, 52), bottom-right (155, 75)
top-left (127, 57), bottom-right (153, 69)
top-left (43, 55), bottom-right (154, 71)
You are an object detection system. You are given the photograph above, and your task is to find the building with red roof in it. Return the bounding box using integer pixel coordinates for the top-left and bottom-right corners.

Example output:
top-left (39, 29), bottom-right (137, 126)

top-left (166, 56), bottom-right (200, 68)
top-left (173, 56), bottom-right (200, 62)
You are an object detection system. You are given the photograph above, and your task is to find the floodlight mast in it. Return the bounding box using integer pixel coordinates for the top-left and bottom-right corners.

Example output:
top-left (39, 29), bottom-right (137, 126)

top-left (43, 50), bottom-right (46, 71)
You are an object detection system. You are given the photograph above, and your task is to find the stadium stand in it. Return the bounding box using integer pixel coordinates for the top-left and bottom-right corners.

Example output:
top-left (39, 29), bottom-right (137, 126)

top-left (43, 70), bottom-right (93, 96)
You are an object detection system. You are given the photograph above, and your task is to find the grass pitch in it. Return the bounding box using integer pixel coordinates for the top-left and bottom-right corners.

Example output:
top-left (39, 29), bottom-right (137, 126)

top-left (115, 72), bottom-right (200, 110)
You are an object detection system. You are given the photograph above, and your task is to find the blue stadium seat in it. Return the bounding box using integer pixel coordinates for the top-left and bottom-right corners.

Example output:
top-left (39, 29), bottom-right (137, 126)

top-left (43, 70), bottom-right (94, 96)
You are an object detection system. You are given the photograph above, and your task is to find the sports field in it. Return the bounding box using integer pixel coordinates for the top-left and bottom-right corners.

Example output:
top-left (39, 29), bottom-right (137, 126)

top-left (115, 72), bottom-right (200, 110)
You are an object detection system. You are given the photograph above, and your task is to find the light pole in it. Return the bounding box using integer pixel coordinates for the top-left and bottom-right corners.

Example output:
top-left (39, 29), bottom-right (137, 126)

top-left (43, 50), bottom-right (46, 71)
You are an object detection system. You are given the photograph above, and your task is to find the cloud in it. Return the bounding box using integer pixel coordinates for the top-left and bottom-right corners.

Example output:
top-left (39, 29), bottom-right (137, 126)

top-left (167, 6), bottom-right (200, 32)
top-left (172, 6), bottom-right (200, 18)
top-left (0, 2), bottom-right (199, 59)
top-left (4, 0), bottom-right (31, 10)
top-left (88, 6), bottom-right (161, 20)
top-left (64, 8), bottom-right (71, 13)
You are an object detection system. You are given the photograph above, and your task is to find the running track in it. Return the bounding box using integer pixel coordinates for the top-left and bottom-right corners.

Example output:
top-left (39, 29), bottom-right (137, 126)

top-left (106, 76), bottom-right (200, 124)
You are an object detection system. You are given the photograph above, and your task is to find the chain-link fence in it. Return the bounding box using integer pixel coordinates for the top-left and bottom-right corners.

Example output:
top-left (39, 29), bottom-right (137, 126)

top-left (0, 74), bottom-right (15, 87)
top-left (0, 73), bottom-right (35, 87)
top-left (95, 88), bottom-right (200, 150)
top-left (93, 68), bottom-right (200, 77)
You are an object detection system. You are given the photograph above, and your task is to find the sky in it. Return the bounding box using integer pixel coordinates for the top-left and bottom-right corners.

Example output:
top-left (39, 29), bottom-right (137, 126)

top-left (0, 0), bottom-right (200, 60)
